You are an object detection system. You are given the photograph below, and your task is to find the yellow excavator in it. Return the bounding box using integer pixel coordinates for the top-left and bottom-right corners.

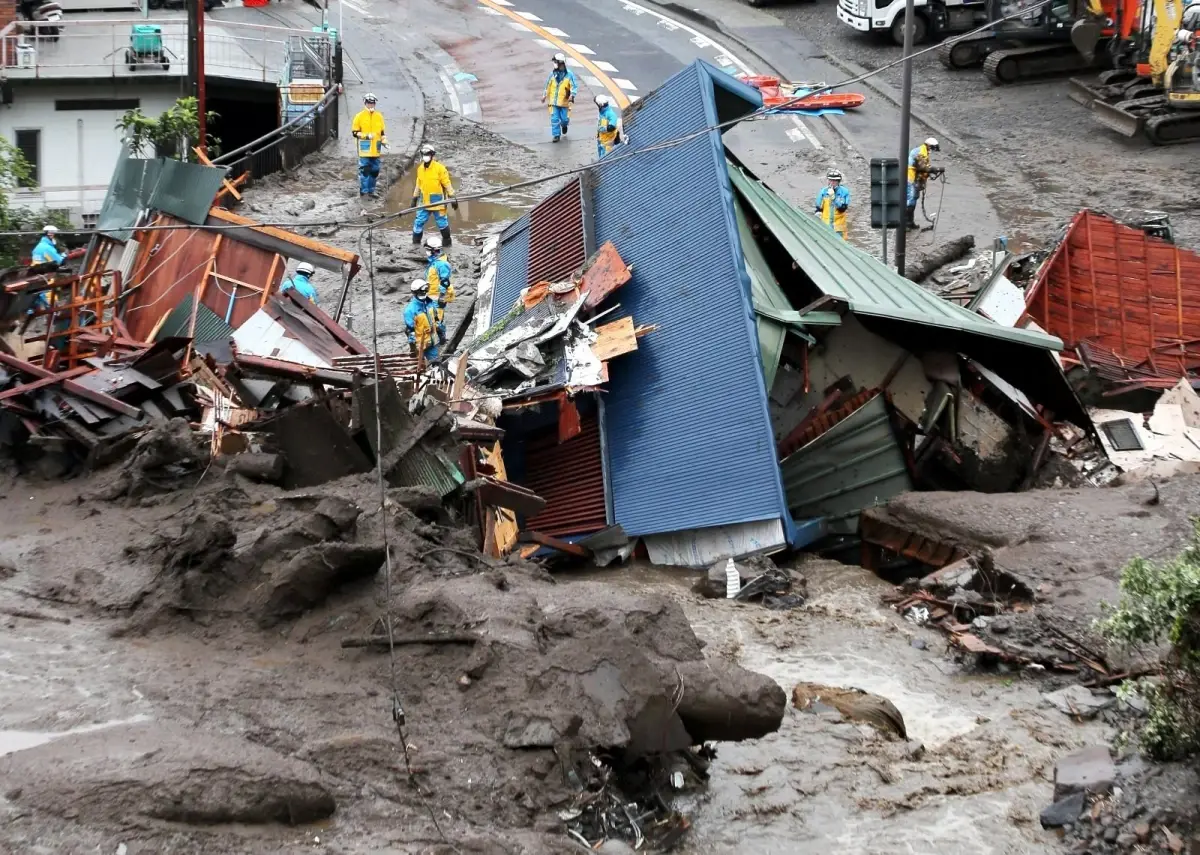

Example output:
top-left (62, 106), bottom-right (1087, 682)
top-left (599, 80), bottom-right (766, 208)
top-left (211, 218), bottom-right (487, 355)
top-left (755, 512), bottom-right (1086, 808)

top-left (1093, 0), bottom-right (1200, 142)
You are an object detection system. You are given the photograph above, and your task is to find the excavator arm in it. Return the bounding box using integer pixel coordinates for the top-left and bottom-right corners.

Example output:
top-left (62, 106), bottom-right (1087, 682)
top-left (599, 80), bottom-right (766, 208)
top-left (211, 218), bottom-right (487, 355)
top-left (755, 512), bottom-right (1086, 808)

top-left (1148, 0), bottom-right (1184, 84)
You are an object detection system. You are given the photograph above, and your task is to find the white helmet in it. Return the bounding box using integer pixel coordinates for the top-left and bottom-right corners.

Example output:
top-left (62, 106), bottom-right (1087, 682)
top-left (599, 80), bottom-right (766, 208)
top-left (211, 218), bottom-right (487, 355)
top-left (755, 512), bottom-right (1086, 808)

top-left (552, 52), bottom-right (566, 64)
top-left (296, 262), bottom-right (316, 277)
top-left (424, 233), bottom-right (443, 251)
top-left (364, 93), bottom-right (377, 105)
top-left (43, 225), bottom-right (58, 234)
top-left (410, 278), bottom-right (429, 296)
top-left (595, 94), bottom-right (610, 108)
top-left (1177, 28), bottom-right (1192, 42)
top-left (925, 137), bottom-right (940, 150)
top-left (826, 168), bottom-right (843, 182)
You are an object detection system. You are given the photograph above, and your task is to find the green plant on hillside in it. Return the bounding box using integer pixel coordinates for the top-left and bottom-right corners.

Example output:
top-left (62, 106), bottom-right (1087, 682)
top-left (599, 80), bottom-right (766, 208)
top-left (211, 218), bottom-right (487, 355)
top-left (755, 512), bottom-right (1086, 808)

top-left (116, 97), bottom-right (220, 161)
top-left (1098, 520), bottom-right (1200, 760)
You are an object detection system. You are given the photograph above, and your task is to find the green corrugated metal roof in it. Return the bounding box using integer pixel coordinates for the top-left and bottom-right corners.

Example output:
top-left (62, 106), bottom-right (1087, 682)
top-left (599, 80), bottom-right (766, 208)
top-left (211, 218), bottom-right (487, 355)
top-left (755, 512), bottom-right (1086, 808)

top-left (391, 446), bottom-right (465, 497)
top-left (726, 163), bottom-right (1064, 352)
top-left (733, 195), bottom-right (813, 390)
top-left (156, 293), bottom-right (234, 344)
top-left (780, 394), bottom-right (913, 535)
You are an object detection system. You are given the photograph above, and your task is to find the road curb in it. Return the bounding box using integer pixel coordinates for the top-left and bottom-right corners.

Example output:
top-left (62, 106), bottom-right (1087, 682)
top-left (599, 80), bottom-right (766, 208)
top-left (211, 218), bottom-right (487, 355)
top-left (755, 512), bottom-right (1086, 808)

top-left (651, 0), bottom-right (962, 152)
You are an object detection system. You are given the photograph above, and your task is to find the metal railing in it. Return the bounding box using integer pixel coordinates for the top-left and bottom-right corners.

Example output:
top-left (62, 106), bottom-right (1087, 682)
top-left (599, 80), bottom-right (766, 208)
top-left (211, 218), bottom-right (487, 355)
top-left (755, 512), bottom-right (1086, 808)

top-left (0, 17), bottom-right (315, 82)
top-left (213, 84), bottom-right (341, 181)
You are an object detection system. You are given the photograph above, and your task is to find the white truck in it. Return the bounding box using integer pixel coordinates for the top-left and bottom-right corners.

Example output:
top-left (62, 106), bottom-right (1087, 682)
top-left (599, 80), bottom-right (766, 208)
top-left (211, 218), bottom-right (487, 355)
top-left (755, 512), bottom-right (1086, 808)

top-left (836, 0), bottom-right (989, 44)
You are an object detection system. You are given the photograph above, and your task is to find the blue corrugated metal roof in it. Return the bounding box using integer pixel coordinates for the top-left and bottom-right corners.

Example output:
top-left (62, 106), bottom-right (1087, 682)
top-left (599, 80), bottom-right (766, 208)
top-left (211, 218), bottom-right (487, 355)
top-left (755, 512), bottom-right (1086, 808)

top-left (591, 60), bottom-right (790, 538)
top-left (491, 213), bottom-right (531, 326)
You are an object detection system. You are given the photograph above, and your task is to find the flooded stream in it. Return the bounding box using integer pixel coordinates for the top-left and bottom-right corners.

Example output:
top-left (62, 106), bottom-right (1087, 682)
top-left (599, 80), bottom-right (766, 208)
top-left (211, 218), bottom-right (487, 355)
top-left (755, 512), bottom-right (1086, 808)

top-left (568, 561), bottom-right (1108, 855)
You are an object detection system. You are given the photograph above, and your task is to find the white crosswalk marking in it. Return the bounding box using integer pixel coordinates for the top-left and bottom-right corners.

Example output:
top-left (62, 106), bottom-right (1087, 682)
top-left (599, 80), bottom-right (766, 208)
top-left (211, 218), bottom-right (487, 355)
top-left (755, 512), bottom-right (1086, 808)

top-left (593, 60), bottom-right (618, 72)
top-left (628, 94), bottom-right (641, 102)
top-left (613, 78), bottom-right (637, 91)
top-left (491, 0), bottom-right (513, 5)
top-left (584, 75), bottom-right (603, 87)
top-left (568, 43), bottom-right (595, 54)
top-left (542, 26), bottom-right (569, 36)
top-left (534, 38), bottom-right (555, 48)
top-left (479, 5), bottom-right (501, 12)
top-left (507, 21), bottom-right (528, 30)
top-left (657, 19), bottom-right (679, 31)
top-left (689, 35), bottom-right (711, 48)
top-left (564, 57), bottom-right (584, 67)
top-left (516, 10), bottom-right (541, 20)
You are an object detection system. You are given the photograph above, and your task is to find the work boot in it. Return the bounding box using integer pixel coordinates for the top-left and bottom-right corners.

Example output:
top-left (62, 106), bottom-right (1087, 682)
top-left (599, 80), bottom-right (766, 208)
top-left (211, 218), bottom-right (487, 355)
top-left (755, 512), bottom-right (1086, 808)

top-left (562, 122), bottom-right (569, 135)
top-left (440, 226), bottom-right (453, 248)
top-left (412, 231), bottom-right (422, 246)
top-left (552, 136), bottom-right (560, 143)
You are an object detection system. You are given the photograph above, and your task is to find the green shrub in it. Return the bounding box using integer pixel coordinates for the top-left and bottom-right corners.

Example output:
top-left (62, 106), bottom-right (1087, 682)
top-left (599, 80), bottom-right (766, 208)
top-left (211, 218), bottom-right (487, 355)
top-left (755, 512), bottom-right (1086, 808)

top-left (1098, 521), bottom-right (1200, 760)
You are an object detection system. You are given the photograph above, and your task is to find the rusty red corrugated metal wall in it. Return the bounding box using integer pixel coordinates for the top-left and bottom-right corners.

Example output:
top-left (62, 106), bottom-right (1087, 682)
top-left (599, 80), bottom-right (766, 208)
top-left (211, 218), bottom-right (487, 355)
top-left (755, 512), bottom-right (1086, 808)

top-left (122, 215), bottom-right (285, 341)
top-left (1027, 210), bottom-right (1200, 366)
top-left (520, 412), bottom-right (607, 537)
top-left (527, 178), bottom-right (585, 286)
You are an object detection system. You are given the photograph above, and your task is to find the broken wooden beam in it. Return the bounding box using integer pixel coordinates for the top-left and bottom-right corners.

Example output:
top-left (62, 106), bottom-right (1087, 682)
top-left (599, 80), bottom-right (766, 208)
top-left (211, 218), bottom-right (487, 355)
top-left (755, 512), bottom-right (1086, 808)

top-left (466, 477), bottom-right (546, 517)
top-left (0, 352), bottom-right (141, 418)
top-left (520, 530), bottom-right (590, 558)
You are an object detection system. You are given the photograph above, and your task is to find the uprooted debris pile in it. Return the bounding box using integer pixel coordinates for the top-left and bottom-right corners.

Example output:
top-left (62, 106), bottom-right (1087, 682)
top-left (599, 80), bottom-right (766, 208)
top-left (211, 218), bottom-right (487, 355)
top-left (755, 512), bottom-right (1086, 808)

top-left (693, 554), bottom-right (807, 610)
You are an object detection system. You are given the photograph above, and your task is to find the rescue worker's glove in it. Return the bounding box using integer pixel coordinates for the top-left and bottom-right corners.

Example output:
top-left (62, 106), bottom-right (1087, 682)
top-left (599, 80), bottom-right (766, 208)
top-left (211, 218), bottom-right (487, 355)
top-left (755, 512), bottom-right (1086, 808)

top-left (411, 195), bottom-right (420, 209)
top-left (352, 130), bottom-right (361, 138)
top-left (929, 167), bottom-right (945, 178)
top-left (450, 198), bottom-right (459, 211)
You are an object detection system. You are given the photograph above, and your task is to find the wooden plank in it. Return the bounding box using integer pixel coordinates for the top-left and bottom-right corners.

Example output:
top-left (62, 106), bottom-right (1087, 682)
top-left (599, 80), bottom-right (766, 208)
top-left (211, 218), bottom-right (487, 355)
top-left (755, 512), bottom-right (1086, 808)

top-left (0, 352), bottom-right (140, 418)
top-left (522, 530), bottom-right (590, 558)
top-left (0, 366), bottom-right (92, 400)
top-left (194, 146), bottom-right (243, 202)
top-left (261, 254), bottom-right (282, 308)
top-left (590, 316), bottom-right (638, 361)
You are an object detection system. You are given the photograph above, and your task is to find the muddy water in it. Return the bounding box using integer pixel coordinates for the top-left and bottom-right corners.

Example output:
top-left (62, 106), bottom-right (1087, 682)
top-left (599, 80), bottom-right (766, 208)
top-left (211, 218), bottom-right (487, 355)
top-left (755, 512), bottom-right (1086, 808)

top-left (569, 562), bottom-right (1109, 855)
top-left (382, 162), bottom-right (541, 234)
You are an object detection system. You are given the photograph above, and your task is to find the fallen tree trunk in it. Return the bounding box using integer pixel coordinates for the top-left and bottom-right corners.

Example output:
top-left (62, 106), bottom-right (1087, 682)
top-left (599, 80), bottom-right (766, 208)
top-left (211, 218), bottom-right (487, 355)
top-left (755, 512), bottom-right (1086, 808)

top-left (909, 234), bottom-right (976, 283)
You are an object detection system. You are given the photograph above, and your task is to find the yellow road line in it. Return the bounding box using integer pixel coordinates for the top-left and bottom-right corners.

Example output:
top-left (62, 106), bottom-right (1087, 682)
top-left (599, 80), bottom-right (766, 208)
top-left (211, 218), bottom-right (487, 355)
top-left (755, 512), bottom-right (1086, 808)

top-left (475, 0), bottom-right (631, 109)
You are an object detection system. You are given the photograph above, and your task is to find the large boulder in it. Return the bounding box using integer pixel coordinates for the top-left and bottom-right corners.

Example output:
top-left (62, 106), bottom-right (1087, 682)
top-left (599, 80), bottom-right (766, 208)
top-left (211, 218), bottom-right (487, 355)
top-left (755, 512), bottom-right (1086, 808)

top-left (0, 723), bottom-right (335, 826)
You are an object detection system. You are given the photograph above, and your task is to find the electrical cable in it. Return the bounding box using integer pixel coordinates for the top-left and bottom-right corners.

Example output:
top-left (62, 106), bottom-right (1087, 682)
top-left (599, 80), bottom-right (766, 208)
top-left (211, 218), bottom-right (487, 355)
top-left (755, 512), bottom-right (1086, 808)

top-left (364, 228), bottom-right (463, 854)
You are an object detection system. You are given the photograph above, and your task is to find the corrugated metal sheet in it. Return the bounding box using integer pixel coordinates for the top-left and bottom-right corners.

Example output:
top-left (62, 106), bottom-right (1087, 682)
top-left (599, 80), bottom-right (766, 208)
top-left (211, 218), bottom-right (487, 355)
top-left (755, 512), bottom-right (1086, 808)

top-left (490, 213), bottom-right (531, 326)
top-left (147, 159), bottom-right (229, 226)
top-left (520, 413), bottom-right (608, 537)
top-left (780, 394), bottom-right (913, 535)
top-left (391, 446), bottom-right (465, 497)
top-left (591, 60), bottom-right (789, 537)
top-left (727, 163), bottom-right (1062, 352)
top-left (157, 293), bottom-right (234, 344)
top-left (1026, 209), bottom-right (1200, 377)
top-left (122, 215), bottom-right (285, 341)
top-left (96, 148), bottom-right (163, 242)
top-left (527, 178), bottom-right (585, 286)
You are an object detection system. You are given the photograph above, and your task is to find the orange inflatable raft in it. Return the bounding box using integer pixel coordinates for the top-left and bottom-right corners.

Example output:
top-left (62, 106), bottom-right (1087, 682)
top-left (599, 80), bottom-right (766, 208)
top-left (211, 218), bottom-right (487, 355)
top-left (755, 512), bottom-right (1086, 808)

top-left (737, 74), bottom-right (866, 111)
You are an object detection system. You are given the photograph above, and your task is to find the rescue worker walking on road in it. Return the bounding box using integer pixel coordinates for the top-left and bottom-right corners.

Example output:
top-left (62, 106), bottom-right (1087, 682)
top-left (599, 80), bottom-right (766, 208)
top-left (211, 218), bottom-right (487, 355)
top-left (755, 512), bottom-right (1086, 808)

top-left (814, 169), bottom-right (850, 240)
top-left (594, 94), bottom-right (626, 159)
top-left (411, 144), bottom-right (459, 248)
top-left (404, 279), bottom-right (440, 361)
top-left (351, 94), bottom-right (388, 198)
top-left (906, 137), bottom-right (942, 230)
top-left (31, 225), bottom-right (65, 267)
top-left (280, 262), bottom-right (319, 304)
top-left (541, 53), bottom-right (577, 143)
top-left (425, 234), bottom-right (454, 346)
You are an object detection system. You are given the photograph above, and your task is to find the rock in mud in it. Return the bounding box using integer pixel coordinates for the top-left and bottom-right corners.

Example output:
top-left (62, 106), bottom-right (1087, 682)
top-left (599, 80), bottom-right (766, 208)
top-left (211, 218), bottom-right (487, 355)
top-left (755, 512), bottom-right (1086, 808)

top-left (92, 418), bottom-right (208, 503)
top-left (1054, 745), bottom-right (1116, 801)
top-left (1043, 684), bottom-right (1115, 719)
top-left (0, 722), bottom-right (335, 825)
top-left (791, 683), bottom-right (908, 739)
top-left (673, 660), bottom-right (786, 743)
top-left (259, 542), bottom-right (386, 624)
top-left (1041, 791), bottom-right (1086, 828)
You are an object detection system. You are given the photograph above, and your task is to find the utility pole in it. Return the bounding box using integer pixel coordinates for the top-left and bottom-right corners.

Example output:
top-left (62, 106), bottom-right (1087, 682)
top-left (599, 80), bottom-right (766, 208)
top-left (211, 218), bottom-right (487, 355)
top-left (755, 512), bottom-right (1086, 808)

top-left (894, 0), bottom-right (915, 277)
top-left (186, 0), bottom-right (207, 156)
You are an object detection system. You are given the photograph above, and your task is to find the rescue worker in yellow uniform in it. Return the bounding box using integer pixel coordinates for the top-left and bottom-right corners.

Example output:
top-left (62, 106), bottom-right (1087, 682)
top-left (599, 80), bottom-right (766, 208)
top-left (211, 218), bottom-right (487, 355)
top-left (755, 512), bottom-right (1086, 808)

top-left (594, 94), bottom-right (626, 158)
top-left (411, 143), bottom-right (459, 247)
top-left (906, 137), bottom-right (942, 230)
top-left (424, 232), bottom-right (453, 346)
top-left (814, 168), bottom-right (850, 240)
top-left (541, 53), bottom-right (577, 142)
top-left (351, 93), bottom-right (387, 198)
top-left (404, 279), bottom-right (440, 361)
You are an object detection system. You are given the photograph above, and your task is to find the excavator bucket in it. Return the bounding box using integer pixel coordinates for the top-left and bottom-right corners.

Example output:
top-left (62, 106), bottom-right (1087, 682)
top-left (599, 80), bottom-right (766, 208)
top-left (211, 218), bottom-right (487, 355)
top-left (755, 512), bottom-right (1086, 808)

top-left (1092, 99), bottom-right (1146, 136)
top-left (1070, 18), bottom-right (1102, 58)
